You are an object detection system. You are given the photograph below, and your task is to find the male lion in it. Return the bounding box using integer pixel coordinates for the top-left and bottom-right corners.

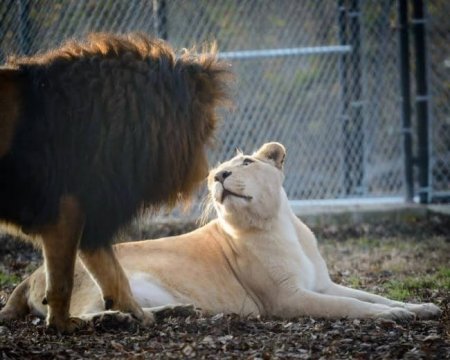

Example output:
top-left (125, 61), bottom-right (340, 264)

top-left (1, 142), bottom-right (441, 322)
top-left (0, 33), bottom-right (231, 332)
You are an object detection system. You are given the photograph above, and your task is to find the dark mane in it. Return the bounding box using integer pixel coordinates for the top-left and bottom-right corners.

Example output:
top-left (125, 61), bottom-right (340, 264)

top-left (0, 32), bottom-right (232, 250)
top-left (8, 33), bottom-right (176, 66)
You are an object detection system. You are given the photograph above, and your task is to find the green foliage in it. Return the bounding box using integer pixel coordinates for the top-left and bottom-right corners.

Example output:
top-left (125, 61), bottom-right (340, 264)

top-left (384, 267), bottom-right (450, 301)
top-left (0, 271), bottom-right (21, 287)
top-left (348, 275), bottom-right (362, 288)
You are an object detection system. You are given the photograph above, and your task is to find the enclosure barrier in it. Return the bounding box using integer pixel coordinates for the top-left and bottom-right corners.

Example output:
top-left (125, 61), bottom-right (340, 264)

top-left (1, 0), bottom-right (448, 207)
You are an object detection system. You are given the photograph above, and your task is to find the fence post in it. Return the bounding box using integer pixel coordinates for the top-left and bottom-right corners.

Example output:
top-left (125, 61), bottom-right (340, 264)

top-left (18, 0), bottom-right (31, 55)
top-left (337, 0), bottom-right (350, 195)
top-left (153, 0), bottom-right (168, 40)
top-left (348, 0), bottom-right (364, 196)
top-left (397, 0), bottom-right (414, 202)
top-left (412, 0), bottom-right (430, 204)
top-left (337, 0), bottom-right (364, 196)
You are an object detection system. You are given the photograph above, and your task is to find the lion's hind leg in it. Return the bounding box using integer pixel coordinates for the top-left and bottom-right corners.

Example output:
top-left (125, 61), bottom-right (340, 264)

top-left (0, 277), bottom-right (30, 322)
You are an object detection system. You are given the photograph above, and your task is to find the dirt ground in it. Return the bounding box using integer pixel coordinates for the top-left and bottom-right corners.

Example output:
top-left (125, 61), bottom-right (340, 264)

top-left (0, 213), bottom-right (449, 359)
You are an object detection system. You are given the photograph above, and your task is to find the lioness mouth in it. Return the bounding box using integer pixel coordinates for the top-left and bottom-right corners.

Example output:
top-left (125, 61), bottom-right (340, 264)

top-left (221, 189), bottom-right (252, 203)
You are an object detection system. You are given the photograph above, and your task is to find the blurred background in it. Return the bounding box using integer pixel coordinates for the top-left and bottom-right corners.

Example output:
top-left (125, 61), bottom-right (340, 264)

top-left (1, 0), bottom-right (449, 209)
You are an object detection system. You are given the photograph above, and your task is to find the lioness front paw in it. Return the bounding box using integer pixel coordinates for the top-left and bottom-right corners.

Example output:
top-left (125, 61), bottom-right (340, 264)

top-left (375, 307), bottom-right (416, 322)
top-left (404, 303), bottom-right (442, 320)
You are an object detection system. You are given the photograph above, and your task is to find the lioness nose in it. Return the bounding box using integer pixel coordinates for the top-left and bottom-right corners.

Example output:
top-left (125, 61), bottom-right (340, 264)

top-left (214, 170), bottom-right (232, 183)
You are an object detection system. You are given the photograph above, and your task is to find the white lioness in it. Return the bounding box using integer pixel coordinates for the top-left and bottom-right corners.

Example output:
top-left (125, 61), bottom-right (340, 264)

top-left (0, 142), bottom-right (441, 322)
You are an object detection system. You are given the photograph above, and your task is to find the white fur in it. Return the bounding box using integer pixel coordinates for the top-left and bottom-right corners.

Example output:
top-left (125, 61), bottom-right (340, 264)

top-left (129, 272), bottom-right (176, 307)
top-left (204, 143), bottom-right (441, 320)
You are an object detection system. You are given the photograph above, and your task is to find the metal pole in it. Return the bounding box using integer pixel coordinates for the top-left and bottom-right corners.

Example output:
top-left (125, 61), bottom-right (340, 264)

top-left (337, 0), bottom-right (364, 196)
top-left (18, 0), bottom-right (31, 55)
top-left (153, 0), bottom-right (168, 40)
top-left (412, 0), bottom-right (430, 204)
top-left (337, 0), bottom-right (352, 196)
top-left (348, 0), bottom-right (364, 196)
top-left (219, 46), bottom-right (352, 60)
top-left (397, 0), bottom-right (414, 202)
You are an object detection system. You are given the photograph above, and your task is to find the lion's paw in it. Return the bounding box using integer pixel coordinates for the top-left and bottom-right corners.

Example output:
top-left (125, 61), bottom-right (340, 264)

top-left (46, 316), bottom-right (86, 334)
top-left (404, 303), bottom-right (442, 320)
top-left (375, 307), bottom-right (416, 322)
top-left (86, 310), bottom-right (142, 331)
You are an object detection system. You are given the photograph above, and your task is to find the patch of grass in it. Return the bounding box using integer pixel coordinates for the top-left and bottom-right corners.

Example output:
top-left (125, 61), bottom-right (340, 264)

top-left (437, 267), bottom-right (450, 279)
top-left (386, 287), bottom-right (412, 301)
top-left (354, 237), bottom-right (381, 249)
top-left (0, 271), bottom-right (21, 287)
top-left (348, 275), bottom-right (362, 288)
top-left (352, 237), bottom-right (414, 252)
top-left (384, 267), bottom-right (450, 301)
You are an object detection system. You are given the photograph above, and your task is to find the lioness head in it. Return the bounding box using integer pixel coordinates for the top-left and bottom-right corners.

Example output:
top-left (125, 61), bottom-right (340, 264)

top-left (208, 142), bottom-right (286, 231)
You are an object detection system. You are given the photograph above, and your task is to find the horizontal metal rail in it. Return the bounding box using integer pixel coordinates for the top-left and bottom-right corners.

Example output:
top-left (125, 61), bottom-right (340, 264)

top-left (289, 196), bottom-right (418, 209)
top-left (218, 45), bottom-right (352, 60)
top-left (431, 191), bottom-right (450, 199)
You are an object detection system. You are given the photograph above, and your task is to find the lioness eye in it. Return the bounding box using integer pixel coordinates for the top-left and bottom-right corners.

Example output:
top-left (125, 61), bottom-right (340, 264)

top-left (243, 158), bottom-right (254, 166)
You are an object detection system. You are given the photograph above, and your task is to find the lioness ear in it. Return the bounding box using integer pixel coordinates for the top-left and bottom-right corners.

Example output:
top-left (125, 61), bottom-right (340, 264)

top-left (254, 142), bottom-right (286, 169)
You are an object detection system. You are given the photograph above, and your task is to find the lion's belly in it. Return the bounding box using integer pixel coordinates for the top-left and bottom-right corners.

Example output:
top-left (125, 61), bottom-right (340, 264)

top-left (129, 272), bottom-right (177, 307)
top-left (127, 269), bottom-right (260, 316)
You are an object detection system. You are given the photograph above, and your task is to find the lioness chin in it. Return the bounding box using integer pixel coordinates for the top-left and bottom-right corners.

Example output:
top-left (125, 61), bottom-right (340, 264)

top-left (0, 142), bottom-right (441, 323)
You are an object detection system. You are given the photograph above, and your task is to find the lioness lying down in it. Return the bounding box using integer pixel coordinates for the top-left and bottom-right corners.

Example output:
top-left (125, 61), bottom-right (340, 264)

top-left (1, 142), bottom-right (441, 323)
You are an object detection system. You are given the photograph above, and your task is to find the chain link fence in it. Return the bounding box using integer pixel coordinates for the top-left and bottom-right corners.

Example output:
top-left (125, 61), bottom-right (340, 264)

top-left (428, 1), bottom-right (450, 200)
top-left (1, 0), bottom-right (449, 207)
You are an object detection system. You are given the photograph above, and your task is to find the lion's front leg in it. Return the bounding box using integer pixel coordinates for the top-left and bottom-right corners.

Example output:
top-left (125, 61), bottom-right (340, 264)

top-left (40, 196), bottom-right (86, 333)
top-left (281, 289), bottom-right (415, 321)
top-left (321, 283), bottom-right (441, 320)
top-left (78, 247), bottom-right (153, 326)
